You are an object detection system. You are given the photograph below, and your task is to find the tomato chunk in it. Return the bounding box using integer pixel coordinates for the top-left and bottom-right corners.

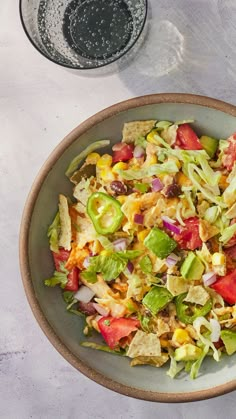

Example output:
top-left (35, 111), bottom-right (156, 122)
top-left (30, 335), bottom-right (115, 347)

top-left (211, 269), bottom-right (236, 305)
top-left (98, 317), bottom-right (140, 349)
top-left (222, 134), bottom-right (236, 171)
top-left (176, 124), bottom-right (202, 150)
top-left (112, 143), bottom-right (134, 163)
top-left (174, 217), bottom-right (202, 250)
top-left (52, 248), bottom-right (79, 291)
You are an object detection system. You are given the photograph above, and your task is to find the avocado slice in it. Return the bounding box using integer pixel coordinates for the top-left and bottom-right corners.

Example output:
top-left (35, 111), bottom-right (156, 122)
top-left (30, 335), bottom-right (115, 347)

top-left (220, 330), bottom-right (236, 355)
top-left (142, 286), bottom-right (173, 315)
top-left (180, 252), bottom-right (204, 280)
top-left (174, 344), bottom-right (202, 361)
top-left (144, 227), bottom-right (177, 259)
top-left (200, 135), bottom-right (219, 158)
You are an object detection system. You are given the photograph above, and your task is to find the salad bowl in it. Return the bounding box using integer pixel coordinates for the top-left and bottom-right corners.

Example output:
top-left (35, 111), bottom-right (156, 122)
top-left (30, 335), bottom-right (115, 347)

top-left (20, 93), bottom-right (236, 402)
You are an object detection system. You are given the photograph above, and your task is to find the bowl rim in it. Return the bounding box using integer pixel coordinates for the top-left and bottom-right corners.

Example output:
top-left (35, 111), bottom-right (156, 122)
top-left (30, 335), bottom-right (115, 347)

top-left (19, 0), bottom-right (148, 70)
top-left (19, 93), bottom-right (236, 403)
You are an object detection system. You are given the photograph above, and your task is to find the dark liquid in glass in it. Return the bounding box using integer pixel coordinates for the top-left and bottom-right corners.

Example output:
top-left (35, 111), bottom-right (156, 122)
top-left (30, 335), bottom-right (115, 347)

top-left (63, 0), bottom-right (133, 60)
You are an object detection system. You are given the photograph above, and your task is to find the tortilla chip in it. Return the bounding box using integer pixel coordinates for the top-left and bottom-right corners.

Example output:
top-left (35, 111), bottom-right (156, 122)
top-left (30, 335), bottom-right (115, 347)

top-left (167, 275), bottom-right (189, 296)
top-left (122, 120), bottom-right (156, 143)
top-left (130, 353), bottom-right (169, 367)
top-left (58, 194), bottom-right (71, 250)
top-left (75, 215), bottom-right (97, 249)
top-left (127, 330), bottom-right (161, 358)
top-left (184, 285), bottom-right (210, 306)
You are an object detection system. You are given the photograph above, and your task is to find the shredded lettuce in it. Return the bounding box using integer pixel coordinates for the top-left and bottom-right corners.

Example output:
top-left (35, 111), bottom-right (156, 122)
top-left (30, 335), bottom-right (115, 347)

top-left (193, 317), bottom-right (220, 362)
top-left (219, 223), bottom-right (236, 244)
top-left (96, 235), bottom-right (114, 250)
top-left (187, 164), bottom-right (227, 208)
top-left (117, 160), bottom-right (179, 180)
top-left (166, 354), bottom-right (185, 378)
top-left (47, 212), bottom-right (60, 253)
top-left (81, 341), bottom-right (125, 355)
top-left (44, 262), bottom-right (68, 288)
top-left (223, 175), bottom-right (236, 207)
top-left (210, 139), bottom-right (228, 168)
top-left (65, 140), bottom-right (110, 178)
top-left (155, 120), bottom-right (172, 131)
top-left (134, 136), bottom-right (148, 148)
top-left (190, 343), bottom-right (209, 379)
top-left (204, 206), bottom-right (221, 224)
top-left (126, 274), bottom-right (143, 300)
top-left (175, 119), bottom-right (195, 125)
top-left (83, 250), bottom-right (141, 282)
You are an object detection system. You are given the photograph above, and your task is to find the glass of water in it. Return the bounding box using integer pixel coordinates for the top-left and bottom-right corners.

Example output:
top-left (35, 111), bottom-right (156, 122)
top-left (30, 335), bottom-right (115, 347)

top-left (20, 0), bottom-right (148, 71)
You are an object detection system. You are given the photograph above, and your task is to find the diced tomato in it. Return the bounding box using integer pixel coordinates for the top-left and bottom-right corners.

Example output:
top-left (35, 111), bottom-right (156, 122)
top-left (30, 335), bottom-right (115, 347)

top-left (98, 317), bottom-right (140, 349)
top-left (225, 244), bottom-right (236, 260)
top-left (53, 249), bottom-right (70, 271)
top-left (175, 124), bottom-right (203, 150)
top-left (173, 217), bottom-right (202, 250)
top-left (112, 143), bottom-right (134, 163)
top-left (222, 134), bottom-right (236, 171)
top-left (52, 248), bottom-right (79, 291)
top-left (211, 269), bottom-right (236, 305)
top-left (65, 267), bottom-right (79, 291)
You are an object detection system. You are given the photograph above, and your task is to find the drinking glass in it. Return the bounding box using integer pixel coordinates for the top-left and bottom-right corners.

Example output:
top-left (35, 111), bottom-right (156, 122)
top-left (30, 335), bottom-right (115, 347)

top-left (20, 0), bottom-right (148, 70)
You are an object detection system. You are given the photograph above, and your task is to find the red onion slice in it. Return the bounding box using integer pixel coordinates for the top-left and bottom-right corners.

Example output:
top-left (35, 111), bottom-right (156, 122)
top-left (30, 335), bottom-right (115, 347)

top-left (152, 177), bottom-right (164, 192)
top-left (134, 214), bottom-right (144, 225)
top-left (166, 253), bottom-right (180, 267)
top-left (162, 216), bottom-right (181, 235)
top-left (133, 145), bottom-right (145, 158)
top-left (93, 303), bottom-right (110, 317)
top-left (127, 261), bottom-right (134, 273)
top-left (203, 271), bottom-right (217, 287)
top-left (113, 238), bottom-right (128, 252)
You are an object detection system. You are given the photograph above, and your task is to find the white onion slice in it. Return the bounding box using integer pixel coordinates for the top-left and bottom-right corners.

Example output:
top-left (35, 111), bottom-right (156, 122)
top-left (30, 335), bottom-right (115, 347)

top-left (74, 286), bottom-right (95, 303)
top-left (210, 319), bottom-right (221, 342)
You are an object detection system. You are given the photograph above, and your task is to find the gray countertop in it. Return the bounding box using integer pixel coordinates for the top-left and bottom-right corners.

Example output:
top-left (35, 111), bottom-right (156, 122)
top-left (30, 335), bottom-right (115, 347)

top-left (1, 0), bottom-right (236, 417)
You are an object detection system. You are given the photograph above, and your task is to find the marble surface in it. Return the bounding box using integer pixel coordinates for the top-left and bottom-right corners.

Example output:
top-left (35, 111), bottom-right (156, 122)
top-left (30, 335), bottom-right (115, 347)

top-left (1, 0), bottom-right (236, 417)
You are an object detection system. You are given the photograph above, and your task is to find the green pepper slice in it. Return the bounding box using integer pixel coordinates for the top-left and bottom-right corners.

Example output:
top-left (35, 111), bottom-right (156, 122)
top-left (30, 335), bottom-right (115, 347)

top-left (175, 292), bottom-right (212, 324)
top-left (87, 192), bottom-right (124, 235)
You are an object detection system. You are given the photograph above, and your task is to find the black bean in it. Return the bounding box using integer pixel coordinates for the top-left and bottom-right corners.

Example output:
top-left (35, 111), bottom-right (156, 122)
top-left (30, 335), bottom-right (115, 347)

top-left (110, 181), bottom-right (128, 195)
top-left (163, 183), bottom-right (181, 198)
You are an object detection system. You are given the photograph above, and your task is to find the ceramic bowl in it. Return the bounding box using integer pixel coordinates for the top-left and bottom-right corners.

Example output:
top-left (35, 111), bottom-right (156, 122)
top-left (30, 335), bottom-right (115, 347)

top-left (19, 94), bottom-right (236, 402)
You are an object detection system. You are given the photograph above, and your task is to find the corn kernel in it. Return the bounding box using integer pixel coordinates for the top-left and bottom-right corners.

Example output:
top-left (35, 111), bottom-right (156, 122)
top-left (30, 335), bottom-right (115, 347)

top-left (86, 152), bottom-right (100, 164)
top-left (99, 168), bottom-right (115, 181)
top-left (116, 195), bottom-right (126, 204)
top-left (177, 172), bottom-right (192, 186)
top-left (172, 328), bottom-right (192, 345)
top-left (146, 129), bottom-right (159, 144)
top-left (112, 162), bottom-right (128, 173)
top-left (212, 252), bottom-right (225, 266)
top-left (219, 174), bottom-right (229, 190)
top-left (97, 154), bottom-right (113, 168)
top-left (137, 229), bottom-right (150, 242)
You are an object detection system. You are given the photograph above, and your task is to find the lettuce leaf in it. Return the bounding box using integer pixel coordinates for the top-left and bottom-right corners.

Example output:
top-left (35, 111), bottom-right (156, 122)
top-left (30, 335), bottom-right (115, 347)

top-left (166, 354), bottom-right (185, 378)
top-left (65, 140), bottom-right (110, 177)
top-left (190, 343), bottom-right (209, 379)
top-left (83, 250), bottom-right (141, 282)
top-left (219, 223), bottom-right (236, 245)
top-left (187, 164), bottom-right (227, 208)
top-left (44, 262), bottom-right (68, 288)
top-left (47, 212), bottom-right (60, 253)
top-left (117, 160), bottom-right (179, 180)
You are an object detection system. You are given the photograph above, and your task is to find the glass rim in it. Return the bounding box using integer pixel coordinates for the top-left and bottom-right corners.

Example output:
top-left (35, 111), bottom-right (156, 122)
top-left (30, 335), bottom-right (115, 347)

top-left (19, 0), bottom-right (148, 70)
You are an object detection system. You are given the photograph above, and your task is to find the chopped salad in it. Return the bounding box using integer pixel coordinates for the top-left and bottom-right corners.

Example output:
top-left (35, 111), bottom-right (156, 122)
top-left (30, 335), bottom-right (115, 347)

top-left (45, 119), bottom-right (236, 379)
